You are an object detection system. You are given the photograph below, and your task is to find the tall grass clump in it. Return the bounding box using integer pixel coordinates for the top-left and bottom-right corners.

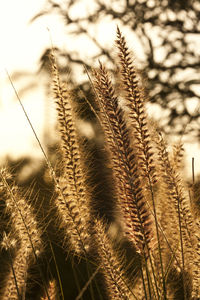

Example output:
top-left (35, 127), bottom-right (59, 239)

top-left (0, 28), bottom-right (200, 299)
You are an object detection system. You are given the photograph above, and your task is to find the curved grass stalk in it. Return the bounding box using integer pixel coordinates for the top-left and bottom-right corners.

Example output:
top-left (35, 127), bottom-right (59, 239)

top-left (6, 69), bottom-right (90, 259)
top-left (0, 169), bottom-right (49, 300)
top-left (92, 63), bottom-right (160, 299)
top-left (116, 27), bottom-right (166, 299)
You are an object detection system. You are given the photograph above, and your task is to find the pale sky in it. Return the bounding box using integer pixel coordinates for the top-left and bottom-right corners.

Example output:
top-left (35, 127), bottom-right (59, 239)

top-left (0, 0), bottom-right (122, 160)
top-left (0, 0), bottom-right (65, 161)
top-left (0, 1), bottom-right (45, 72)
top-left (0, 0), bottom-right (199, 178)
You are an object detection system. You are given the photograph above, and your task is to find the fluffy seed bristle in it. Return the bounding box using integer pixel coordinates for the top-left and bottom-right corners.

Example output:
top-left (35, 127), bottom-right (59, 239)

top-left (0, 168), bottom-right (43, 299)
top-left (50, 52), bottom-right (91, 254)
top-left (93, 62), bottom-right (155, 255)
top-left (94, 218), bottom-right (132, 299)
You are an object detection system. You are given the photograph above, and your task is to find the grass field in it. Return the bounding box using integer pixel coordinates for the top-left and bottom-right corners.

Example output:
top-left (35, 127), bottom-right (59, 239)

top-left (0, 27), bottom-right (199, 300)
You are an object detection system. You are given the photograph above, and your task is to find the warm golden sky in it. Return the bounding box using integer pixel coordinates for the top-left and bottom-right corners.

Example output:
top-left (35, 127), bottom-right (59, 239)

top-left (0, 0), bottom-right (66, 160)
top-left (0, 0), bottom-right (120, 160)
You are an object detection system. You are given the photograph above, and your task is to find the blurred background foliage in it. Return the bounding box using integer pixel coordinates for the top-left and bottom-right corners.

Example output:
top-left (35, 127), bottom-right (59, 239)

top-left (33, 0), bottom-right (200, 138)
